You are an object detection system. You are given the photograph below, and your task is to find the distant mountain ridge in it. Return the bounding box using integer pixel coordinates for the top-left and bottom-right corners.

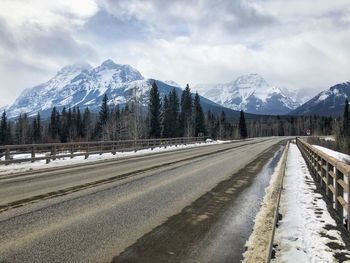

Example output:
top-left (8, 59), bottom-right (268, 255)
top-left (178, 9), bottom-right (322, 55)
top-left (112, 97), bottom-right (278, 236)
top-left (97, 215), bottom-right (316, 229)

top-left (290, 82), bottom-right (350, 117)
top-left (5, 59), bottom-right (247, 119)
top-left (197, 74), bottom-right (301, 115)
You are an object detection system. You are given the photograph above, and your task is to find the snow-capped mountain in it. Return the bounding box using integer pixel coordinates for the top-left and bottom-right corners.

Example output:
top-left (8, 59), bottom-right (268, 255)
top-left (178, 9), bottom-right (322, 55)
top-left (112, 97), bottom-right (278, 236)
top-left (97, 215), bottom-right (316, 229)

top-left (5, 59), bottom-right (244, 119)
top-left (6, 59), bottom-right (148, 118)
top-left (290, 82), bottom-right (350, 117)
top-left (197, 74), bottom-right (300, 115)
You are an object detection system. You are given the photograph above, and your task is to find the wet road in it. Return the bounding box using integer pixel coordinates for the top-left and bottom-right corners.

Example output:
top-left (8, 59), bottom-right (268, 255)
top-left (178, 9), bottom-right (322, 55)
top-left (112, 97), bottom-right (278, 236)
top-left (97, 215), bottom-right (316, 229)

top-left (0, 138), bottom-right (285, 262)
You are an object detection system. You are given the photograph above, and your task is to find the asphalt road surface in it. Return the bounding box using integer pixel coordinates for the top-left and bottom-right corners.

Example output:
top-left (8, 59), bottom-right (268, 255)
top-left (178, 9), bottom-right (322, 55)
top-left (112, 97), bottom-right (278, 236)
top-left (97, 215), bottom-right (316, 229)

top-left (0, 138), bottom-right (286, 263)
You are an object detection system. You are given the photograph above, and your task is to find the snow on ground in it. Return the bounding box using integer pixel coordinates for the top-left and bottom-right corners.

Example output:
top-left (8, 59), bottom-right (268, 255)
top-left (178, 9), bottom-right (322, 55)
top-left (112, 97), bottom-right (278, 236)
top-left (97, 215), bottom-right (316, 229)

top-left (273, 143), bottom-right (350, 263)
top-left (0, 140), bottom-right (228, 175)
top-left (323, 136), bottom-right (336, 142)
top-left (313, 145), bottom-right (350, 164)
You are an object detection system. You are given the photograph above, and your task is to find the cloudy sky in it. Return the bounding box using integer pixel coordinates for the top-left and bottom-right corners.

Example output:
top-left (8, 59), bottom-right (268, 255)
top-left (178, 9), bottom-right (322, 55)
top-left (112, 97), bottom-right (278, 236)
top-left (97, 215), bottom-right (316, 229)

top-left (0, 0), bottom-right (350, 106)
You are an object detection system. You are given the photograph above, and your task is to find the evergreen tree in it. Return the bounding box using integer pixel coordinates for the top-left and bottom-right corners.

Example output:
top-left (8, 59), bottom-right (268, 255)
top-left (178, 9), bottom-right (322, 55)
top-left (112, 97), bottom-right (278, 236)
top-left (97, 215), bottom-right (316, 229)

top-left (100, 94), bottom-right (109, 125)
top-left (95, 94), bottom-right (109, 139)
top-left (67, 107), bottom-right (73, 141)
top-left (114, 105), bottom-right (121, 140)
top-left (60, 107), bottom-right (68, 142)
top-left (149, 81), bottom-right (161, 138)
top-left (82, 107), bottom-right (92, 140)
top-left (277, 116), bottom-right (285, 136)
top-left (193, 92), bottom-right (205, 136)
top-left (76, 107), bottom-right (83, 138)
top-left (5, 121), bottom-right (12, 145)
top-left (206, 110), bottom-right (217, 139)
top-left (180, 84), bottom-right (193, 137)
top-left (219, 111), bottom-right (226, 139)
top-left (161, 90), bottom-right (180, 138)
top-left (33, 118), bottom-right (37, 143)
top-left (343, 99), bottom-right (349, 137)
top-left (15, 113), bottom-right (31, 144)
top-left (342, 99), bottom-right (350, 152)
top-left (0, 111), bottom-right (8, 145)
top-left (32, 113), bottom-right (41, 143)
top-left (15, 114), bottom-right (23, 144)
top-left (239, 110), bottom-right (248, 139)
top-left (168, 88), bottom-right (180, 137)
top-left (161, 95), bottom-right (170, 138)
top-left (36, 113), bottom-right (41, 142)
top-left (49, 107), bottom-right (59, 140)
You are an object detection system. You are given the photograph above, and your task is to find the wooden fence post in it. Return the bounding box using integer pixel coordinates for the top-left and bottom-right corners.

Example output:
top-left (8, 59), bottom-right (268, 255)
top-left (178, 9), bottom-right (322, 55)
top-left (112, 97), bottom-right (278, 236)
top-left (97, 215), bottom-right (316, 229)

top-left (321, 158), bottom-right (326, 190)
top-left (85, 144), bottom-right (89, 159)
top-left (5, 147), bottom-right (10, 161)
top-left (70, 144), bottom-right (74, 159)
top-left (112, 143), bottom-right (116, 155)
top-left (325, 161), bottom-right (330, 200)
top-left (51, 146), bottom-right (56, 161)
top-left (335, 169), bottom-right (344, 219)
top-left (31, 146), bottom-right (36, 163)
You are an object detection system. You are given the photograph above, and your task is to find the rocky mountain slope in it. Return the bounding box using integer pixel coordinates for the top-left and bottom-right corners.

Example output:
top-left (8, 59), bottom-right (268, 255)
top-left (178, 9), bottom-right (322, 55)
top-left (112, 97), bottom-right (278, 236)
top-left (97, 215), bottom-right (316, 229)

top-left (290, 82), bottom-right (350, 117)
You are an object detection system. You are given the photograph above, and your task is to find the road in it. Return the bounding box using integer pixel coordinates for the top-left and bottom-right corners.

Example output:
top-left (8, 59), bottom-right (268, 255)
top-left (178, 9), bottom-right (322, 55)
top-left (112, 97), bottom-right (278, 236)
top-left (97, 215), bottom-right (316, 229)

top-left (0, 138), bottom-right (286, 263)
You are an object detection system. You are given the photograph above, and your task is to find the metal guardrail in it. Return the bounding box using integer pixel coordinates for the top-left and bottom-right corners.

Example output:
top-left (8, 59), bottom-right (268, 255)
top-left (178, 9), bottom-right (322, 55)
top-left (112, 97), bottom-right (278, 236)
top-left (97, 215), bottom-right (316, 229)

top-left (0, 137), bottom-right (205, 165)
top-left (296, 137), bottom-right (350, 231)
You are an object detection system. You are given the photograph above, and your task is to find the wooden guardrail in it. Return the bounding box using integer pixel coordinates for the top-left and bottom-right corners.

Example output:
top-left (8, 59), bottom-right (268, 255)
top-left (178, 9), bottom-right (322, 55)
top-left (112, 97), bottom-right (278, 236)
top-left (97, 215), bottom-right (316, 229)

top-left (0, 137), bottom-right (205, 165)
top-left (296, 137), bottom-right (350, 231)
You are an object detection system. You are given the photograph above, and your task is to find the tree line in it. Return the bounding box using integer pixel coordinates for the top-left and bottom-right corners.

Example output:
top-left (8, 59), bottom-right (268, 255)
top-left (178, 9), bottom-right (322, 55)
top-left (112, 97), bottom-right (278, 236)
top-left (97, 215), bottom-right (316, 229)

top-left (0, 82), bottom-right (211, 145)
top-left (335, 98), bottom-right (350, 153)
top-left (307, 99), bottom-right (350, 155)
top-left (0, 81), bottom-right (342, 146)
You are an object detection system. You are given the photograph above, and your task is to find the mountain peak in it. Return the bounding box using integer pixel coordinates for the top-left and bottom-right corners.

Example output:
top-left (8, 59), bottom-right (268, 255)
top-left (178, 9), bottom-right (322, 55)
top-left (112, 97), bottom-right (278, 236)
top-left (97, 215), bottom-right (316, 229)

top-left (101, 59), bottom-right (117, 68)
top-left (58, 62), bottom-right (92, 75)
top-left (201, 73), bottom-right (300, 115)
top-left (233, 73), bottom-right (268, 89)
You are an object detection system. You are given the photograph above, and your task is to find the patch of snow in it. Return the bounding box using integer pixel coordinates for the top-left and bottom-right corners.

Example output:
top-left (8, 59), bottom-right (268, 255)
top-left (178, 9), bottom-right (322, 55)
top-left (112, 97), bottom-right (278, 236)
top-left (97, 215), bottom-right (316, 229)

top-left (164, 80), bottom-right (182, 88)
top-left (272, 143), bottom-right (350, 262)
top-left (110, 96), bottom-right (127, 105)
top-left (323, 136), bottom-right (336, 142)
top-left (313, 145), bottom-right (350, 164)
top-left (84, 99), bottom-right (96, 105)
top-left (318, 92), bottom-right (328, 102)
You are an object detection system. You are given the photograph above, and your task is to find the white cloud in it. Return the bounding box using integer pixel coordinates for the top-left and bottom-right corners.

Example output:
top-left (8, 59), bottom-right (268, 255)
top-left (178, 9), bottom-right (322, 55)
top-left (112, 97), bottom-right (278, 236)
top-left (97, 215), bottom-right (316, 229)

top-left (0, 0), bottom-right (99, 106)
top-left (0, 0), bottom-right (98, 28)
top-left (0, 0), bottom-right (350, 107)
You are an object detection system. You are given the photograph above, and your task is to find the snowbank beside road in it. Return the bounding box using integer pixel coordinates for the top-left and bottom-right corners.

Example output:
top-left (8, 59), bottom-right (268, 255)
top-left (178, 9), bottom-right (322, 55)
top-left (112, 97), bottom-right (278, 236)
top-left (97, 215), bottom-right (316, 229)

top-left (273, 143), bottom-right (350, 262)
top-left (242, 142), bottom-right (288, 263)
top-left (0, 140), bottom-right (228, 175)
top-left (312, 145), bottom-right (350, 164)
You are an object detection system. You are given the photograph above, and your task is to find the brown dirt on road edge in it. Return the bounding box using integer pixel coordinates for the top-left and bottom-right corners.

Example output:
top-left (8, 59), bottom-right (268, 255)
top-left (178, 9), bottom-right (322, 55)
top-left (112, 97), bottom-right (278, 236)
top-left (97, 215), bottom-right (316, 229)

top-left (111, 141), bottom-right (286, 263)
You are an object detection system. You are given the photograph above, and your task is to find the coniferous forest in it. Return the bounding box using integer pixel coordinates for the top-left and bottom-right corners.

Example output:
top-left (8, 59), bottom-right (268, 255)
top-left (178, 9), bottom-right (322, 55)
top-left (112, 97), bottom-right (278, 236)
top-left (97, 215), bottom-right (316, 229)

top-left (0, 82), bottom-right (341, 146)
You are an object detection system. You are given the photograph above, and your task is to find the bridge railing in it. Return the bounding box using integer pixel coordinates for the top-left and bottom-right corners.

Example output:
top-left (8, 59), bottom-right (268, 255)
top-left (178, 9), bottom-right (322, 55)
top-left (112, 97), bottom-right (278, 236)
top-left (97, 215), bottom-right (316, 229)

top-left (0, 137), bottom-right (205, 165)
top-left (296, 137), bottom-right (350, 231)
